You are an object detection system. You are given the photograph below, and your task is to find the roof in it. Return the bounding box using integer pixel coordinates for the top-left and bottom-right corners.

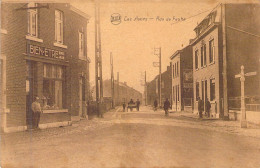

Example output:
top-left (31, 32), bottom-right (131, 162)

top-left (70, 4), bottom-right (91, 19)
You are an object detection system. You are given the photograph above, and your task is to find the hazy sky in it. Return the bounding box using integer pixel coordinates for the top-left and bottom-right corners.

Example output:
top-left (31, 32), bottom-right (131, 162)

top-left (71, 0), bottom-right (220, 92)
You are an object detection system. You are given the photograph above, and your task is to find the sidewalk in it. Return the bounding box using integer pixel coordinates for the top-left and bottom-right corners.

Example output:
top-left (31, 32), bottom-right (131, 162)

top-left (168, 109), bottom-right (260, 139)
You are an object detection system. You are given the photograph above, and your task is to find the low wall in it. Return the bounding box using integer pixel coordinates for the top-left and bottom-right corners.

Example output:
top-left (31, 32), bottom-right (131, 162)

top-left (229, 110), bottom-right (260, 125)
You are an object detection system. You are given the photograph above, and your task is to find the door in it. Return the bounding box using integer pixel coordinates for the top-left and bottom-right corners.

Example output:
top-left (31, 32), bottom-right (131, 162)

top-left (26, 61), bottom-right (35, 127)
top-left (79, 78), bottom-right (83, 117)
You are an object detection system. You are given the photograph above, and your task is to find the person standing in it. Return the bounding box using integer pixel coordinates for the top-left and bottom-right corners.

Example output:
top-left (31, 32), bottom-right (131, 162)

top-left (205, 98), bottom-right (211, 118)
top-left (198, 97), bottom-right (203, 119)
top-left (136, 99), bottom-right (141, 111)
top-left (122, 102), bottom-right (126, 112)
top-left (31, 97), bottom-right (43, 129)
top-left (153, 99), bottom-right (158, 111)
top-left (163, 98), bottom-right (170, 116)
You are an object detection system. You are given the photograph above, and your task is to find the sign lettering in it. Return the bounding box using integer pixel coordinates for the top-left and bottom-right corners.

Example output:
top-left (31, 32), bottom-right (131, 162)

top-left (27, 44), bottom-right (65, 60)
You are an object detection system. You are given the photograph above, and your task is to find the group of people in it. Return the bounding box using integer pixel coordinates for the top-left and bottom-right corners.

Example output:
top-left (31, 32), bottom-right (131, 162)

top-left (153, 98), bottom-right (171, 116)
top-left (197, 97), bottom-right (211, 118)
top-left (122, 99), bottom-right (141, 112)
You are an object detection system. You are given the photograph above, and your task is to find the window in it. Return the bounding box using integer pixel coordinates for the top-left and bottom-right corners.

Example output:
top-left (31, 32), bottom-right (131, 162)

top-left (195, 50), bottom-right (198, 69)
top-left (196, 82), bottom-right (199, 100)
top-left (43, 64), bottom-right (64, 109)
top-left (177, 61), bottom-right (179, 76)
top-left (27, 3), bottom-right (38, 37)
top-left (201, 81), bottom-right (204, 101)
top-left (79, 31), bottom-right (85, 59)
top-left (209, 39), bottom-right (215, 63)
top-left (201, 46), bottom-right (203, 67)
top-left (203, 44), bottom-right (206, 66)
top-left (210, 78), bottom-right (215, 101)
top-left (177, 85), bottom-right (179, 102)
top-left (205, 80), bottom-right (207, 100)
top-left (55, 10), bottom-right (64, 43)
top-left (173, 86), bottom-right (175, 101)
top-left (174, 63), bottom-right (177, 77)
top-left (172, 64), bottom-right (175, 78)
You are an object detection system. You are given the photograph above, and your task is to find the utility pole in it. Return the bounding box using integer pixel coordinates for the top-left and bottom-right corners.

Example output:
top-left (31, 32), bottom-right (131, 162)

top-left (145, 71), bottom-right (147, 106)
top-left (117, 72), bottom-right (119, 105)
top-left (235, 65), bottom-right (257, 128)
top-left (95, 1), bottom-right (103, 117)
top-left (154, 47), bottom-right (162, 107)
top-left (110, 52), bottom-right (114, 108)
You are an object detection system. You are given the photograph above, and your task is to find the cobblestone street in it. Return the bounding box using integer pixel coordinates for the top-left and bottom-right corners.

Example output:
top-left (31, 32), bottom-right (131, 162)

top-left (1, 106), bottom-right (260, 168)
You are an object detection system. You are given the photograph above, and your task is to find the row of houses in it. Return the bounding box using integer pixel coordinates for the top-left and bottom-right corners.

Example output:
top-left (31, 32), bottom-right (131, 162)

top-left (147, 3), bottom-right (260, 121)
top-left (1, 3), bottom-right (91, 132)
top-left (93, 79), bottom-right (142, 109)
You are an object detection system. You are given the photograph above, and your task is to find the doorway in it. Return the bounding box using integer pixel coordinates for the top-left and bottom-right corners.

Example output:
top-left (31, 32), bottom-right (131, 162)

top-left (26, 61), bottom-right (35, 128)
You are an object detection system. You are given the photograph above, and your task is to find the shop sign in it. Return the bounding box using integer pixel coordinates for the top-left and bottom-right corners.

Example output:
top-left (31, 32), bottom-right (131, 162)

top-left (183, 69), bottom-right (193, 82)
top-left (27, 44), bottom-right (65, 60)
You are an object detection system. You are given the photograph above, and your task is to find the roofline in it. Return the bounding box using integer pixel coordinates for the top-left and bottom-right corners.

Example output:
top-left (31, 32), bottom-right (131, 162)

top-left (70, 5), bottom-right (91, 20)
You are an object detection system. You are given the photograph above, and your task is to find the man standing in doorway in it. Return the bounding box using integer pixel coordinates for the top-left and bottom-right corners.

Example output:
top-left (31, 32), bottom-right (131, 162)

top-left (31, 96), bottom-right (43, 129)
top-left (205, 98), bottom-right (211, 118)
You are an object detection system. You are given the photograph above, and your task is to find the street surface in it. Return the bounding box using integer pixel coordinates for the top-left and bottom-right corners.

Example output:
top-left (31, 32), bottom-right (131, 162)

top-left (1, 106), bottom-right (260, 168)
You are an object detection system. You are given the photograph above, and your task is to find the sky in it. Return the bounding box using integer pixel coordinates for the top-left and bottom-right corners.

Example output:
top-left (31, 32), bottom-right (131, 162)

top-left (71, 0), bottom-right (219, 93)
top-left (3, 0), bottom-right (253, 93)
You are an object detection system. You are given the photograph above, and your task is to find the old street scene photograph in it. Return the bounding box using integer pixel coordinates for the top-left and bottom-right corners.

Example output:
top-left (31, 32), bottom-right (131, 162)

top-left (0, 0), bottom-right (260, 167)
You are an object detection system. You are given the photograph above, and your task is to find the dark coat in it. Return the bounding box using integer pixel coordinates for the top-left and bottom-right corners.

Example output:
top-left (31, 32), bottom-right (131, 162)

top-left (163, 100), bottom-right (170, 110)
top-left (205, 100), bottom-right (211, 112)
top-left (154, 100), bottom-right (158, 107)
top-left (198, 99), bottom-right (203, 112)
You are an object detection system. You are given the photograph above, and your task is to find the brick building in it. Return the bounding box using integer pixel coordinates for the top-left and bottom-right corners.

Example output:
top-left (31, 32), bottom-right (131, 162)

top-left (147, 66), bottom-right (172, 107)
top-left (1, 3), bottom-right (91, 132)
top-left (191, 4), bottom-right (260, 119)
top-left (170, 45), bottom-right (193, 112)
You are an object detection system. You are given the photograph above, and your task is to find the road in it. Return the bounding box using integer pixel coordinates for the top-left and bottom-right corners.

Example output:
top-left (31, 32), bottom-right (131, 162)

top-left (1, 106), bottom-right (260, 168)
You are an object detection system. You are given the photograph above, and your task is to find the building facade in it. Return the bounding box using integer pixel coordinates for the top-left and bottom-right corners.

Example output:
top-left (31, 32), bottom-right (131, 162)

top-left (191, 4), bottom-right (260, 118)
top-left (147, 66), bottom-right (172, 107)
top-left (1, 3), bottom-right (91, 132)
top-left (170, 45), bottom-right (193, 112)
top-left (93, 79), bottom-right (142, 109)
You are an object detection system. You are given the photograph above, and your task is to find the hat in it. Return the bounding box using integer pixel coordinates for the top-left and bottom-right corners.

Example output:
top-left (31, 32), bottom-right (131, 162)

top-left (35, 97), bottom-right (40, 100)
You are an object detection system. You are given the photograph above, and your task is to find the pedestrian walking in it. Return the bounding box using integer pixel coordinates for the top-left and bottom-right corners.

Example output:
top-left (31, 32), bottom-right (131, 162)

top-left (153, 99), bottom-right (158, 111)
top-left (136, 99), bottom-right (140, 111)
top-left (205, 98), bottom-right (211, 118)
top-left (198, 97), bottom-right (203, 119)
top-left (164, 98), bottom-right (170, 116)
top-left (31, 96), bottom-right (43, 129)
top-left (122, 102), bottom-right (126, 112)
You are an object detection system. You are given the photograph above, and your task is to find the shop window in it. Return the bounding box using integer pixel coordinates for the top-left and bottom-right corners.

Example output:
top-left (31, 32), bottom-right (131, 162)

top-left (43, 64), bottom-right (64, 109)
top-left (79, 31), bottom-right (85, 59)
top-left (55, 10), bottom-right (64, 44)
top-left (27, 3), bottom-right (38, 37)
top-left (210, 78), bottom-right (215, 101)
top-left (195, 50), bottom-right (198, 69)
top-left (196, 82), bottom-right (199, 100)
top-left (209, 39), bottom-right (215, 63)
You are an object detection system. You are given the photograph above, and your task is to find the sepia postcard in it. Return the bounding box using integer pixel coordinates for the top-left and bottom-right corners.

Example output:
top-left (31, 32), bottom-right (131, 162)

top-left (0, 0), bottom-right (260, 167)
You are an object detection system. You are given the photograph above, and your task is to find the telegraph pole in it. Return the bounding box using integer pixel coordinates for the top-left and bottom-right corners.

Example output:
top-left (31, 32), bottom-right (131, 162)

top-left (145, 71), bottom-right (147, 106)
top-left (117, 72), bottom-right (119, 105)
top-left (110, 52), bottom-right (114, 108)
top-left (95, 1), bottom-right (103, 117)
top-left (235, 65), bottom-right (257, 128)
top-left (153, 47), bottom-right (162, 107)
